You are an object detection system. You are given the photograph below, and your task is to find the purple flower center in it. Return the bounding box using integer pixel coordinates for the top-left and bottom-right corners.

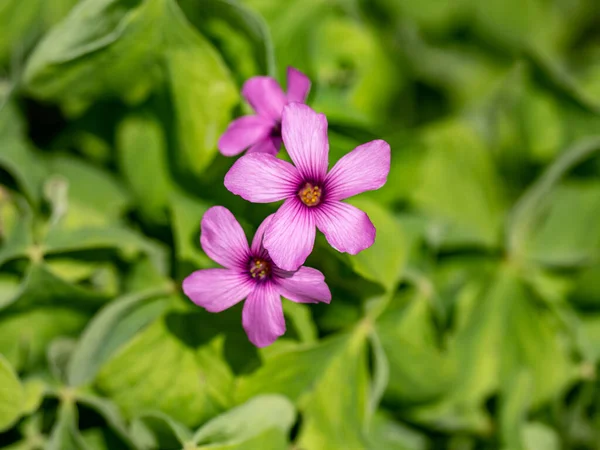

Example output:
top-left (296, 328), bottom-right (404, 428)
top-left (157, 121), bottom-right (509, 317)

top-left (270, 121), bottom-right (282, 138)
top-left (298, 182), bottom-right (322, 207)
top-left (249, 258), bottom-right (271, 281)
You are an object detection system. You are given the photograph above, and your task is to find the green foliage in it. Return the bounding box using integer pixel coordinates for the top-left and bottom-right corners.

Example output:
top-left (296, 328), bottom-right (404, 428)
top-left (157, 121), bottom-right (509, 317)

top-left (2, 0), bottom-right (600, 449)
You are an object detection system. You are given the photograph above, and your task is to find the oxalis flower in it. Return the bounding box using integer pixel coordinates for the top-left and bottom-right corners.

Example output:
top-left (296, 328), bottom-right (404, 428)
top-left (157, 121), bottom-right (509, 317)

top-left (218, 67), bottom-right (311, 157)
top-left (182, 206), bottom-right (331, 348)
top-left (224, 103), bottom-right (391, 271)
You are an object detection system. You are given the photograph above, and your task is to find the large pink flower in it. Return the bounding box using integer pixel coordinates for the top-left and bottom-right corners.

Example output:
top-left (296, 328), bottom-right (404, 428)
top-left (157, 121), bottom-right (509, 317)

top-left (218, 67), bottom-right (311, 157)
top-left (182, 206), bottom-right (331, 348)
top-left (224, 103), bottom-right (391, 271)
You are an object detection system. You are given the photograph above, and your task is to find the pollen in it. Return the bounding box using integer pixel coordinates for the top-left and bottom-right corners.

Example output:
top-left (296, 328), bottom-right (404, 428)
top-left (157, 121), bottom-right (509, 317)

top-left (249, 258), bottom-right (271, 280)
top-left (298, 182), bottom-right (322, 207)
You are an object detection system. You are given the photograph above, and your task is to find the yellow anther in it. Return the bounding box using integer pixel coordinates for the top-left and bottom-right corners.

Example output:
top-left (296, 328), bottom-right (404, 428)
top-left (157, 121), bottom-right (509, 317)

top-left (249, 258), bottom-right (271, 280)
top-left (298, 182), bottom-right (322, 207)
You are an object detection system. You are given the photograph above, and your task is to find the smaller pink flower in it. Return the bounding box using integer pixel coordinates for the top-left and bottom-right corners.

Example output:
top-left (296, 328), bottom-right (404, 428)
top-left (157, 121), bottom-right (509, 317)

top-left (218, 67), bottom-right (311, 157)
top-left (224, 103), bottom-right (391, 271)
top-left (182, 206), bottom-right (331, 348)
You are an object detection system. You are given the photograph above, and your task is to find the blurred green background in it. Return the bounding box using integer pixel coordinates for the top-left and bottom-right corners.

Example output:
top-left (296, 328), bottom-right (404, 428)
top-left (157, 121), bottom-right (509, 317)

top-left (2, 0), bottom-right (600, 449)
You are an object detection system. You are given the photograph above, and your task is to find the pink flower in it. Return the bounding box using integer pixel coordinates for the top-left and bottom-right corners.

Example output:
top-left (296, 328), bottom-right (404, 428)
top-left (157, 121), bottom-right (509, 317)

top-left (224, 103), bottom-right (391, 271)
top-left (218, 67), bottom-right (311, 157)
top-left (182, 206), bottom-right (331, 348)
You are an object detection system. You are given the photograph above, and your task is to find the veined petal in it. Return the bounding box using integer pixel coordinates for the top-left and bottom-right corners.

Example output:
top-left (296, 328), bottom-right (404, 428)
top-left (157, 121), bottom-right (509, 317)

top-left (218, 115), bottom-right (273, 157)
top-left (183, 269), bottom-right (253, 313)
top-left (315, 201), bottom-right (375, 254)
top-left (275, 266), bottom-right (331, 304)
top-left (286, 67), bottom-right (311, 103)
top-left (242, 76), bottom-right (287, 121)
top-left (247, 137), bottom-right (279, 155)
top-left (201, 206), bottom-right (250, 269)
top-left (224, 153), bottom-right (301, 203)
top-left (264, 198), bottom-right (316, 271)
top-left (281, 103), bottom-right (329, 182)
top-left (325, 140), bottom-right (391, 201)
top-left (242, 283), bottom-right (285, 347)
top-left (251, 214), bottom-right (274, 258)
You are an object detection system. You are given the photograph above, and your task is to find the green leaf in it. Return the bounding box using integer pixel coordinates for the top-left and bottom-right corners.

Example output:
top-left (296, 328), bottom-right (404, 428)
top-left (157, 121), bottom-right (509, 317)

top-left (68, 289), bottom-right (171, 386)
top-left (513, 180), bottom-right (600, 267)
top-left (311, 17), bottom-right (401, 126)
top-left (412, 120), bottom-right (507, 249)
top-left (95, 311), bottom-right (234, 427)
top-left (162, 0), bottom-right (238, 176)
top-left (48, 338), bottom-right (77, 384)
top-left (0, 193), bottom-right (33, 269)
top-left (116, 112), bottom-right (172, 223)
top-left (46, 155), bottom-right (131, 228)
top-left (508, 136), bottom-right (600, 258)
top-left (130, 411), bottom-right (192, 449)
top-left (170, 191), bottom-right (214, 271)
top-left (0, 102), bottom-right (47, 206)
top-left (75, 392), bottom-right (136, 447)
top-left (450, 266), bottom-right (575, 406)
top-left (376, 289), bottom-right (454, 405)
top-left (43, 225), bottom-right (168, 275)
top-left (521, 422), bottom-right (560, 450)
top-left (237, 326), bottom-right (371, 449)
top-left (179, 0), bottom-right (275, 78)
top-left (347, 199), bottom-right (410, 292)
top-left (22, 379), bottom-right (45, 415)
top-left (0, 304), bottom-right (88, 372)
top-left (500, 371), bottom-right (533, 450)
top-left (281, 301), bottom-right (317, 344)
top-left (24, 0), bottom-right (237, 173)
top-left (5, 263), bottom-right (109, 313)
top-left (367, 412), bottom-right (427, 450)
top-left (0, 354), bottom-right (25, 432)
top-left (23, 0), bottom-right (164, 110)
top-left (244, 0), bottom-right (328, 80)
top-left (191, 395), bottom-right (295, 449)
top-left (46, 401), bottom-right (89, 450)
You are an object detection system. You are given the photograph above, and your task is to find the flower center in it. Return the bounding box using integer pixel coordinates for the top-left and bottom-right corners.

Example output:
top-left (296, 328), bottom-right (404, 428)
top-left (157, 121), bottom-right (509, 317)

top-left (298, 182), bottom-right (322, 207)
top-left (249, 258), bottom-right (271, 280)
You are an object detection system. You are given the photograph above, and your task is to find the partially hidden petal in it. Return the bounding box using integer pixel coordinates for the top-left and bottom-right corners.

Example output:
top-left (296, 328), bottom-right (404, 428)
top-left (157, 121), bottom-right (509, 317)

top-left (218, 115), bottom-right (273, 157)
top-left (247, 137), bottom-right (279, 155)
top-left (325, 139), bottom-right (391, 201)
top-left (242, 76), bottom-right (287, 121)
top-left (286, 67), bottom-right (311, 103)
top-left (200, 206), bottom-right (250, 269)
top-left (251, 214), bottom-right (275, 258)
top-left (275, 266), bottom-right (331, 304)
top-left (264, 198), bottom-right (316, 271)
top-left (281, 103), bottom-right (329, 182)
top-left (183, 269), bottom-right (253, 313)
top-left (242, 283), bottom-right (285, 347)
top-left (224, 153), bottom-right (301, 203)
top-left (315, 201), bottom-right (375, 254)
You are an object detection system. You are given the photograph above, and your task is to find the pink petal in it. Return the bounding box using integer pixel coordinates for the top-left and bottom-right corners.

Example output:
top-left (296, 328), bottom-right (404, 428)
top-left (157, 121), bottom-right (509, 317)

top-left (242, 283), bottom-right (285, 347)
top-left (247, 137), bottom-right (279, 155)
top-left (264, 198), bottom-right (316, 271)
top-left (281, 103), bottom-right (329, 182)
top-left (286, 67), bottom-right (311, 103)
top-left (183, 269), bottom-right (253, 313)
top-left (325, 140), bottom-right (391, 201)
top-left (274, 266), bottom-right (331, 304)
top-left (315, 201), bottom-right (376, 255)
top-left (218, 116), bottom-right (273, 157)
top-left (224, 153), bottom-right (301, 203)
top-left (251, 214), bottom-right (274, 257)
top-left (200, 206), bottom-right (250, 270)
top-left (242, 76), bottom-right (287, 121)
